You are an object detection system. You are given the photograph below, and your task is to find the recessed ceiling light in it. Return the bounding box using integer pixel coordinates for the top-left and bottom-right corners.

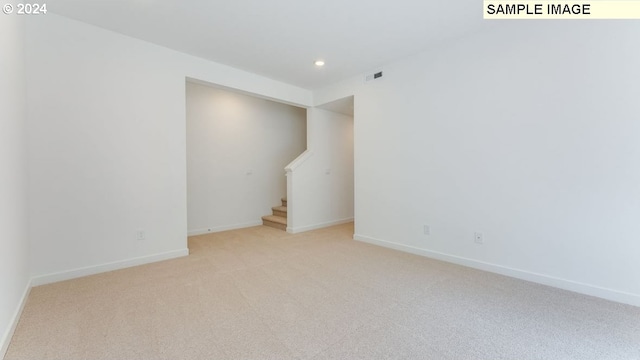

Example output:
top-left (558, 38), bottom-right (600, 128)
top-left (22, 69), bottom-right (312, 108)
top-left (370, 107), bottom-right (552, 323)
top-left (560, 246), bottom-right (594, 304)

top-left (314, 60), bottom-right (325, 67)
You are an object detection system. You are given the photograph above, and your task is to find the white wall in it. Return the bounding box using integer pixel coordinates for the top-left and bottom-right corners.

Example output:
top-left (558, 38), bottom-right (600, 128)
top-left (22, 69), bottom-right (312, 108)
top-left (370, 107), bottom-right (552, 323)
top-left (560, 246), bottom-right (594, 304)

top-left (315, 21), bottom-right (640, 306)
top-left (25, 14), bottom-right (312, 283)
top-left (286, 107), bottom-right (354, 232)
top-left (186, 82), bottom-right (306, 234)
top-left (0, 12), bottom-right (30, 358)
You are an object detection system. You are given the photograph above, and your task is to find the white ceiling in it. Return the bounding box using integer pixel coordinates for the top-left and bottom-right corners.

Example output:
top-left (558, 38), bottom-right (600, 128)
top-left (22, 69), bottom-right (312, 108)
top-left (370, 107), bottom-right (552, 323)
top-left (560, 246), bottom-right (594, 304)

top-left (47, 0), bottom-right (485, 89)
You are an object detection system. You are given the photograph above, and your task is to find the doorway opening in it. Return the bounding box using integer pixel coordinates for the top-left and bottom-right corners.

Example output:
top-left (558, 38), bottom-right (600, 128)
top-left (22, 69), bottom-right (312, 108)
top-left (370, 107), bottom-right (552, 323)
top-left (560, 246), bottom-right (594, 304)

top-left (185, 80), bottom-right (307, 237)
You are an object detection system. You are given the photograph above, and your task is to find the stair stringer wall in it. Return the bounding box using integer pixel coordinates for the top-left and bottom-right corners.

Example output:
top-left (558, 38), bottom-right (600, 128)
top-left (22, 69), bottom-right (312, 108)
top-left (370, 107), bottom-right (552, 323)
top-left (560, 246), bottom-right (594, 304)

top-left (285, 107), bottom-right (354, 233)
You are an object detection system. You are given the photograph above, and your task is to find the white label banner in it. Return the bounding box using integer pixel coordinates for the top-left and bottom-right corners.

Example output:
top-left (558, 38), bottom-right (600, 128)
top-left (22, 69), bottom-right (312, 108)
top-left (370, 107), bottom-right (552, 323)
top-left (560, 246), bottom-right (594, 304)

top-left (484, 1), bottom-right (640, 19)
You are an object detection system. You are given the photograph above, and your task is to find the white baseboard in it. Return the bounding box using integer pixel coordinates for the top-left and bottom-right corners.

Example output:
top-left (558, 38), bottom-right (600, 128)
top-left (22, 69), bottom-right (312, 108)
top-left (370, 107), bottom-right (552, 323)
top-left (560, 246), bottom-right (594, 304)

top-left (1, 279), bottom-right (31, 360)
top-left (188, 221), bottom-right (263, 236)
top-left (31, 248), bottom-right (189, 287)
top-left (354, 233), bottom-right (640, 307)
top-left (287, 218), bottom-right (353, 234)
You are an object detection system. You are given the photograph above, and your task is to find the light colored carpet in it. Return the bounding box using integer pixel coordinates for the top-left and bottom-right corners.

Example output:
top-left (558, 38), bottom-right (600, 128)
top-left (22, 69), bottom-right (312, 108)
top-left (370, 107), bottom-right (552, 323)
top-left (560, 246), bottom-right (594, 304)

top-left (6, 223), bottom-right (640, 360)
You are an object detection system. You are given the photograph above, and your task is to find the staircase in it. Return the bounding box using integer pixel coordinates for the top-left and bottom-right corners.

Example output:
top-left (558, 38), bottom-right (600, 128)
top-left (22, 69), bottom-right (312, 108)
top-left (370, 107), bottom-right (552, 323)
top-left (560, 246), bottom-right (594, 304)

top-left (262, 197), bottom-right (287, 231)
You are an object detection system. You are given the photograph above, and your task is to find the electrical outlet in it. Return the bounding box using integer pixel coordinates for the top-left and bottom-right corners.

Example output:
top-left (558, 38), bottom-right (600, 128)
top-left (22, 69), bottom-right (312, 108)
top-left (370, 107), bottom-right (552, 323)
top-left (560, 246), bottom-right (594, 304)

top-left (423, 225), bottom-right (431, 235)
top-left (474, 232), bottom-right (484, 244)
top-left (136, 230), bottom-right (146, 241)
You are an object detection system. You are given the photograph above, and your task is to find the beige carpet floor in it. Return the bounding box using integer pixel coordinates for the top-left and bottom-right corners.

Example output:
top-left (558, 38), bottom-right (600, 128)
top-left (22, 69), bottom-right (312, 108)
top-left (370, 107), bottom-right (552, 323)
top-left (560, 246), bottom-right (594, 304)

top-left (5, 223), bottom-right (640, 360)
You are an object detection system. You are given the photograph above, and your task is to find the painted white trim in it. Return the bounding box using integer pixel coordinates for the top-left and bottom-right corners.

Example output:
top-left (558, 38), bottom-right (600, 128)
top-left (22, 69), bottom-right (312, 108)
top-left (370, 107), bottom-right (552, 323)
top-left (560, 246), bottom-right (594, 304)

top-left (188, 221), bottom-right (263, 236)
top-left (1, 279), bottom-right (31, 360)
top-left (287, 218), bottom-right (353, 234)
top-left (353, 234), bottom-right (640, 307)
top-left (284, 150), bottom-right (313, 173)
top-left (30, 249), bottom-right (189, 287)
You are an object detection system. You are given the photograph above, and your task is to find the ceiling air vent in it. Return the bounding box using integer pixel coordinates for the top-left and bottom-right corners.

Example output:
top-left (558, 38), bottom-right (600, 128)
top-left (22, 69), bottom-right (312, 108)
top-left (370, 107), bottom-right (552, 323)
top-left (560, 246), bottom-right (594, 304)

top-left (365, 70), bottom-right (383, 82)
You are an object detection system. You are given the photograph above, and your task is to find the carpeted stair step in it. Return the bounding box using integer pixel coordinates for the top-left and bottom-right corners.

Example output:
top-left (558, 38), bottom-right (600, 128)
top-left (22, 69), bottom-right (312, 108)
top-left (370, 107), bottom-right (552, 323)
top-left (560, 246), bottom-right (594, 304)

top-left (262, 215), bottom-right (287, 231)
top-left (272, 205), bottom-right (287, 217)
top-left (281, 197), bottom-right (287, 207)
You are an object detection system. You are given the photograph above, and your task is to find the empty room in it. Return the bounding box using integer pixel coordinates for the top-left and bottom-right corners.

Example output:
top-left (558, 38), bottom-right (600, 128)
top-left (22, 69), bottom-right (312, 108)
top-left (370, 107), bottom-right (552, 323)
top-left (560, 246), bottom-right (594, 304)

top-left (1, 1), bottom-right (639, 359)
